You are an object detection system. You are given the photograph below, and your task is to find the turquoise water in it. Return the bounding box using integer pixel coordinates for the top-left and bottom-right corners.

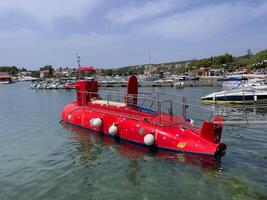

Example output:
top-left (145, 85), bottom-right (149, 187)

top-left (0, 83), bottom-right (266, 200)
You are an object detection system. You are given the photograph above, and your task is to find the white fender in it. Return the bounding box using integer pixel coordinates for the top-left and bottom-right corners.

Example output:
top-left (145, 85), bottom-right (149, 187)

top-left (144, 134), bottom-right (154, 145)
top-left (109, 125), bottom-right (118, 135)
top-left (93, 118), bottom-right (102, 127)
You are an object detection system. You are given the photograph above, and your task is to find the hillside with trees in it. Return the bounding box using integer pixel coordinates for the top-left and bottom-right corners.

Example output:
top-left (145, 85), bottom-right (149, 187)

top-left (0, 66), bottom-right (21, 75)
top-left (99, 49), bottom-right (267, 76)
top-left (189, 49), bottom-right (267, 70)
top-left (1, 48), bottom-right (267, 77)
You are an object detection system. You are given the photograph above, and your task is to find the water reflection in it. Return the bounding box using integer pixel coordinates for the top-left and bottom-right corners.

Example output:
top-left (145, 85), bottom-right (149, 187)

top-left (209, 104), bottom-right (267, 117)
top-left (63, 123), bottom-right (224, 175)
top-left (124, 160), bottom-right (140, 186)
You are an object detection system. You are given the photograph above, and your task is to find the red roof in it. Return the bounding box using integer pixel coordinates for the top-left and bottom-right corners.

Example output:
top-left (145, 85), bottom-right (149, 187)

top-left (78, 66), bottom-right (95, 72)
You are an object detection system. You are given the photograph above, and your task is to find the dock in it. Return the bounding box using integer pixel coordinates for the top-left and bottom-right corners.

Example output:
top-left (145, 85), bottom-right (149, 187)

top-left (99, 77), bottom-right (221, 87)
top-left (30, 76), bottom-right (222, 89)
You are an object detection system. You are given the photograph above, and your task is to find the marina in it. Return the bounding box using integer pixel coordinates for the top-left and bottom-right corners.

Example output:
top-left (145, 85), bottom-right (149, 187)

top-left (1, 82), bottom-right (267, 199)
top-left (1, 60), bottom-right (267, 199)
top-left (29, 76), bottom-right (222, 89)
top-left (1, 1), bottom-right (267, 198)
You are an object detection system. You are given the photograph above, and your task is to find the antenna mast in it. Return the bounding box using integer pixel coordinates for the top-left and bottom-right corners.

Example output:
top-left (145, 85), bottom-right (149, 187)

top-left (148, 48), bottom-right (151, 67)
top-left (76, 53), bottom-right (81, 79)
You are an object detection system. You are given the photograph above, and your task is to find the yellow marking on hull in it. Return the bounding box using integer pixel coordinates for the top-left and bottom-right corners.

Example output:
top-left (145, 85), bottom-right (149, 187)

top-left (177, 142), bottom-right (187, 149)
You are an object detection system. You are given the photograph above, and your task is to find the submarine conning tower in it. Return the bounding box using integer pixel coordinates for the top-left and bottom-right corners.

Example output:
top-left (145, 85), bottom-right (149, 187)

top-left (75, 66), bottom-right (98, 106)
top-left (76, 73), bottom-right (139, 107)
top-left (76, 80), bottom-right (98, 106)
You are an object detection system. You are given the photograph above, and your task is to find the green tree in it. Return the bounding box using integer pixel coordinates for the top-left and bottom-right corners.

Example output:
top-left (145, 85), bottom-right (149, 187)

top-left (9, 66), bottom-right (18, 75)
top-left (31, 71), bottom-right (40, 78)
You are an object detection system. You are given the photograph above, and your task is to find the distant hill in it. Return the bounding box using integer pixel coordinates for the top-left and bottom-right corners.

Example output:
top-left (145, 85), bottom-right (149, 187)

top-left (0, 66), bottom-right (20, 76)
top-left (1, 48), bottom-right (267, 77)
top-left (100, 49), bottom-right (267, 76)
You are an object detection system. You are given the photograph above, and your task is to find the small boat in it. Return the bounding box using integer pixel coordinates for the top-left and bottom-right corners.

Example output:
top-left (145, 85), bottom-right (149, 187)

top-left (0, 80), bottom-right (11, 84)
top-left (239, 78), bottom-right (267, 90)
top-left (64, 82), bottom-right (76, 89)
top-left (217, 76), bottom-right (248, 82)
top-left (61, 66), bottom-right (226, 156)
top-left (154, 79), bottom-right (173, 87)
top-left (202, 88), bottom-right (267, 104)
top-left (218, 76), bottom-right (248, 88)
top-left (174, 81), bottom-right (184, 88)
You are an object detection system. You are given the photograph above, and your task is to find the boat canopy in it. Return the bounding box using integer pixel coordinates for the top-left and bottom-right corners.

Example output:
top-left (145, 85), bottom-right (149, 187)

top-left (78, 66), bottom-right (95, 72)
top-left (217, 77), bottom-right (248, 82)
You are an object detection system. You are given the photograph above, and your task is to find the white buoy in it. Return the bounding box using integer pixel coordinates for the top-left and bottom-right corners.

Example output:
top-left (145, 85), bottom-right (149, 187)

top-left (144, 134), bottom-right (154, 145)
top-left (93, 118), bottom-right (102, 127)
top-left (109, 125), bottom-right (118, 135)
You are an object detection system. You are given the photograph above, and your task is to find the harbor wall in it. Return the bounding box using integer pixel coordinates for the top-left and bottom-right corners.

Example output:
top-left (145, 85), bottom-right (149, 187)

top-left (99, 77), bottom-right (221, 87)
top-left (30, 76), bottom-right (222, 89)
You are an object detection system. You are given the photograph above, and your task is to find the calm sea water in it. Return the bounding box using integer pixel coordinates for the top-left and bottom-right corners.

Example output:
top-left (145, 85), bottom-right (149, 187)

top-left (0, 82), bottom-right (266, 200)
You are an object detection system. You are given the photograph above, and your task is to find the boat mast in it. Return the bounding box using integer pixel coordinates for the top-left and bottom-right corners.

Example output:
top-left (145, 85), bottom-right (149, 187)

top-left (148, 48), bottom-right (150, 68)
top-left (76, 53), bottom-right (81, 80)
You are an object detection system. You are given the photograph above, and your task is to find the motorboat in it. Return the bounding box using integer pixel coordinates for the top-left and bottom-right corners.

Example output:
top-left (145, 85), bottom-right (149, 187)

top-left (218, 75), bottom-right (248, 88)
top-left (154, 79), bottom-right (173, 87)
top-left (174, 81), bottom-right (184, 88)
top-left (239, 78), bottom-right (267, 90)
top-left (0, 80), bottom-right (11, 84)
top-left (202, 88), bottom-right (267, 104)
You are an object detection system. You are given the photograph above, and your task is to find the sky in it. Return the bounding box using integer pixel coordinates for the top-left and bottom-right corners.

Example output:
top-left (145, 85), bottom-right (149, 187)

top-left (0, 0), bottom-right (267, 69)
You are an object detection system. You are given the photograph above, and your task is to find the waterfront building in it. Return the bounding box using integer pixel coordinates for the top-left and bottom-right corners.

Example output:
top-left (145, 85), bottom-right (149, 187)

top-left (0, 72), bottom-right (12, 83)
top-left (54, 67), bottom-right (76, 78)
top-left (40, 69), bottom-right (50, 79)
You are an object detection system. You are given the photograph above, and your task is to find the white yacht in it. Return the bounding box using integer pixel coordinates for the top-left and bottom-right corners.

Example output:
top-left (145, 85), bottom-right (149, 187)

top-left (174, 81), bottom-right (184, 88)
top-left (202, 88), bottom-right (267, 104)
top-left (239, 78), bottom-right (267, 90)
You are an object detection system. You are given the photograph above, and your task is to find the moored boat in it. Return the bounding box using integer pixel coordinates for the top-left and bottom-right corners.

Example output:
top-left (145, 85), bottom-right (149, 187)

top-left (61, 72), bottom-right (226, 156)
top-left (239, 78), bottom-right (267, 90)
top-left (202, 88), bottom-right (267, 104)
top-left (174, 81), bottom-right (184, 88)
top-left (218, 75), bottom-right (248, 88)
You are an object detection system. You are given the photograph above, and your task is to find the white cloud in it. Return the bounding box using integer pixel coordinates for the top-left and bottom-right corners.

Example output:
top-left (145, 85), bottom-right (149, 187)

top-left (106, 0), bottom-right (181, 24)
top-left (137, 2), bottom-right (267, 39)
top-left (0, 0), bottom-right (100, 26)
top-left (0, 29), bottom-right (131, 67)
top-left (1, 1), bottom-right (267, 68)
